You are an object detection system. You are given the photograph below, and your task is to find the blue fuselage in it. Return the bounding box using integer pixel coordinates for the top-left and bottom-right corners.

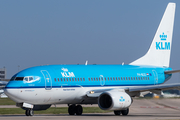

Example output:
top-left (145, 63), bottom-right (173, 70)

top-left (6, 65), bottom-right (172, 89)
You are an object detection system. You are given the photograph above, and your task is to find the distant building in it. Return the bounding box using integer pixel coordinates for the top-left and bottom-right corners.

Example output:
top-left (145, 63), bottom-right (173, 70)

top-left (0, 68), bottom-right (6, 80)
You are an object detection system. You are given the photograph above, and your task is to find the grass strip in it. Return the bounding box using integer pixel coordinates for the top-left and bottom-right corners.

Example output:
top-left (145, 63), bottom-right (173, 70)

top-left (0, 107), bottom-right (111, 115)
top-left (0, 98), bottom-right (16, 105)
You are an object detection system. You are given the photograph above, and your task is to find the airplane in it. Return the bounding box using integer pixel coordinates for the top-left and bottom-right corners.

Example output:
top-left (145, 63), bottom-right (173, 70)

top-left (4, 2), bottom-right (180, 116)
top-left (0, 80), bottom-right (8, 89)
top-left (0, 81), bottom-right (8, 98)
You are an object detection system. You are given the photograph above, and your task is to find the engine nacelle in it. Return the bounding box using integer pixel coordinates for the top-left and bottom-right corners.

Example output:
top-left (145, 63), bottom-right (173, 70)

top-left (98, 91), bottom-right (132, 110)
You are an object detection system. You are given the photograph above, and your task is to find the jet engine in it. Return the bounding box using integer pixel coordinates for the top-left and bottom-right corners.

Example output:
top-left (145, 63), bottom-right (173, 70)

top-left (98, 91), bottom-right (132, 110)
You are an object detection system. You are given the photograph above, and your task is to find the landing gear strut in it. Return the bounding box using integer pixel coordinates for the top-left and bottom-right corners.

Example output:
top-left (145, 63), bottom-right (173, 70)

top-left (114, 108), bottom-right (129, 116)
top-left (25, 109), bottom-right (34, 116)
top-left (68, 104), bottom-right (83, 115)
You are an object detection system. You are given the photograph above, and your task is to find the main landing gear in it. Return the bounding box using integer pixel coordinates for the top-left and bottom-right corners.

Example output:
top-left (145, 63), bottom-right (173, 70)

top-left (114, 108), bottom-right (129, 116)
top-left (68, 104), bottom-right (83, 115)
top-left (25, 109), bottom-right (34, 116)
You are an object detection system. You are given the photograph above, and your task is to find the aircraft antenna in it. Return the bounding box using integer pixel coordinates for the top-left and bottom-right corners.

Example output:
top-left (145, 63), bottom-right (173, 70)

top-left (85, 60), bottom-right (88, 65)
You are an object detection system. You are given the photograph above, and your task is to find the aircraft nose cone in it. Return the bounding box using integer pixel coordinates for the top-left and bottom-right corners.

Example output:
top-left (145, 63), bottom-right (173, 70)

top-left (4, 88), bottom-right (15, 98)
top-left (4, 88), bottom-right (19, 102)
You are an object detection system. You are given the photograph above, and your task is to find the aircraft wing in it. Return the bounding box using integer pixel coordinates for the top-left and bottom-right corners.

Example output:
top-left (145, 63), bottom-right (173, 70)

top-left (128, 83), bottom-right (180, 92)
top-left (86, 88), bottom-right (113, 97)
top-left (86, 83), bottom-right (180, 97)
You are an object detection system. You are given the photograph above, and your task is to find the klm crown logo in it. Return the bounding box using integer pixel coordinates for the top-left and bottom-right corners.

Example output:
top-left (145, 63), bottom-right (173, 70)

top-left (156, 32), bottom-right (170, 50)
top-left (119, 96), bottom-right (125, 102)
top-left (160, 32), bottom-right (167, 40)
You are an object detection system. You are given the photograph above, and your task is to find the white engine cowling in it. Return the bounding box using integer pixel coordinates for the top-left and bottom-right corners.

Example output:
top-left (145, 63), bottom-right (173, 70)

top-left (98, 91), bottom-right (132, 110)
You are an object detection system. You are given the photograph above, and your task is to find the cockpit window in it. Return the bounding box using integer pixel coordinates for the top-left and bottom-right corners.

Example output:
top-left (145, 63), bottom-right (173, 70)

top-left (10, 77), bottom-right (16, 81)
top-left (10, 75), bottom-right (35, 81)
top-left (24, 77), bottom-right (28, 81)
top-left (23, 76), bottom-right (34, 82)
top-left (15, 77), bottom-right (24, 81)
top-left (29, 77), bottom-right (33, 81)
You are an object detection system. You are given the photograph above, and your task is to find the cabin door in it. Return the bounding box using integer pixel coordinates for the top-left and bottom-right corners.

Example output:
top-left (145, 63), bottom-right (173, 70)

top-left (41, 70), bottom-right (52, 90)
top-left (152, 70), bottom-right (158, 85)
top-left (100, 75), bottom-right (105, 86)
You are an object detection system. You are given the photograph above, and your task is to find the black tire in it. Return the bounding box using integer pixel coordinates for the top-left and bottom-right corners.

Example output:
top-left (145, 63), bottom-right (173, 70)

top-left (114, 110), bottom-right (121, 115)
top-left (25, 110), bottom-right (29, 116)
top-left (25, 109), bottom-right (34, 116)
top-left (121, 108), bottom-right (129, 116)
top-left (68, 105), bottom-right (75, 115)
top-left (29, 109), bottom-right (34, 116)
top-left (75, 105), bottom-right (83, 115)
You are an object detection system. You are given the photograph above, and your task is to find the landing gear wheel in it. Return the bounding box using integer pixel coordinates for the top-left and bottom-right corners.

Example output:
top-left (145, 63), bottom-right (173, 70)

top-left (29, 109), bottom-right (34, 116)
top-left (25, 109), bottom-right (34, 116)
top-left (121, 108), bottom-right (129, 116)
top-left (25, 110), bottom-right (29, 116)
top-left (68, 105), bottom-right (76, 115)
top-left (75, 105), bottom-right (83, 115)
top-left (114, 110), bottom-right (121, 115)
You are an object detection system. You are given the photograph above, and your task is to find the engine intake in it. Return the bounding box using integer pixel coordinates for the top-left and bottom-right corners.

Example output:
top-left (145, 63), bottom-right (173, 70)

top-left (98, 91), bottom-right (132, 111)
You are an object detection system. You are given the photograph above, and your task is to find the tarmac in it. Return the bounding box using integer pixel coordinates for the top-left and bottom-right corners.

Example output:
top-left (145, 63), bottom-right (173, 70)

top-left (1, 98), bottom-right (180, 120)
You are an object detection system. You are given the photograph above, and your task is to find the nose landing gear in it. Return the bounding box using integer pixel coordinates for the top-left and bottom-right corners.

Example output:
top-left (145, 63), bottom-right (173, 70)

top-left (25, 109), bottom-right (34, 116)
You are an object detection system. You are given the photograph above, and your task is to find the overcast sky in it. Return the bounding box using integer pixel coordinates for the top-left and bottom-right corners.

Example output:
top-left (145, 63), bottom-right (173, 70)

top-left (1, 0), bottom-right (180, 84)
